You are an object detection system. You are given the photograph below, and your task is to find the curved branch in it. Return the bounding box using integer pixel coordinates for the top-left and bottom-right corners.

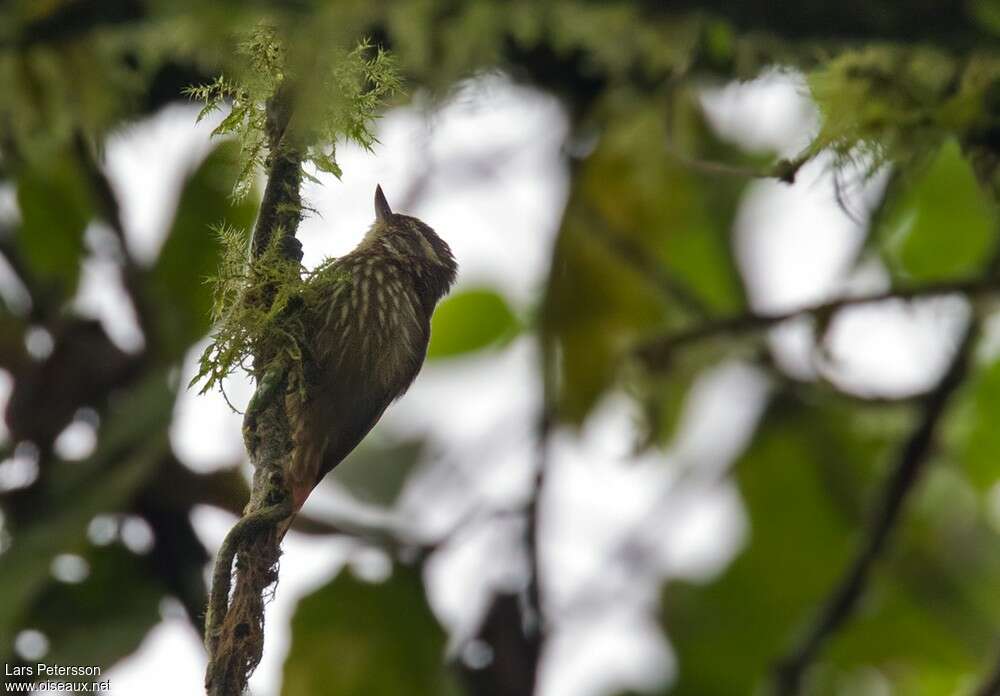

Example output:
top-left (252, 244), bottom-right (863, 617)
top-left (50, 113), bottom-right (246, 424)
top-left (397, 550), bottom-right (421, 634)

top-left (204, 498), bottom-right (292, 678)
top-left (635, 277), bottom-right (999, 370)
top-left (771, 318), bottom-right (979, 695)
top-left (203, 87), bottom-right (303, 696)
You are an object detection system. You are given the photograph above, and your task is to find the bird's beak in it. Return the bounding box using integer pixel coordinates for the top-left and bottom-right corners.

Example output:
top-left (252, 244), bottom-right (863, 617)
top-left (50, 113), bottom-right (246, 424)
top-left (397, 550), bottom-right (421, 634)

top-left (374, 185), bottom-right (393, 222)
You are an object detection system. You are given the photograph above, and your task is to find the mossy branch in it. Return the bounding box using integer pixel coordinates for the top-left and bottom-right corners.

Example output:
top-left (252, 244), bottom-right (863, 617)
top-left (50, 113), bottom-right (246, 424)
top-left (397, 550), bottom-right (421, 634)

top-left (203, 87), bottom-right (303, 696)
top-left (193, 25), bottom-right (402, 696)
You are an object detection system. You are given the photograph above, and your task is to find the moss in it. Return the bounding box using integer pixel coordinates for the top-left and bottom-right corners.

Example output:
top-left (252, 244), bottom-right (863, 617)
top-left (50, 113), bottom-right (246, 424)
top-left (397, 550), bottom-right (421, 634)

top-left (185, 25), bottom-right (402, 199)
top-left (187, 25), bottom-right (402, 401)
top-left (189, 222), bottom-right (355, 402)
top-left (807, 47), bottom-right (978, 174)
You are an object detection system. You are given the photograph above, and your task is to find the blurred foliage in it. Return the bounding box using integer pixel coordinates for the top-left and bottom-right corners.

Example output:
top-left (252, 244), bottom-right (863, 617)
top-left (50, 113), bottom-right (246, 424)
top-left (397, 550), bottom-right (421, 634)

top-left (1, 375), bottom-right (172, 666)
top-left (186, 26), bottom-right (402, 197)
top-left (879, 138), bottom-right (998, 282)
top-left (151, 142), bottom-right (258, 361)
top-left (332, 435), bottom-right (426, 507)
top-left (543, 93), bottom-right (747, 425)
top-left (428, 288), bottom-right (520, 359)
top-left (15, 152), bottom-right (92, 300)
top-left (663, 393), bottom-right (1000, 694)
top-left (27, 544), bottom-right (164, 670)
top-left (958, 357), bottom-right (1000, 491)
top-left (282, 565), bottom-right (462, 696)
top-left (0, 2), bottom-right (998, 696)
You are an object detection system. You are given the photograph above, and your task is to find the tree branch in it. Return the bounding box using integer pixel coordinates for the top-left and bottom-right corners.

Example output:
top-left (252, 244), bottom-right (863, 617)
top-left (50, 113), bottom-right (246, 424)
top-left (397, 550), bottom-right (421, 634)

top-left (635, 277), bottom-right (999, 370)
top-left (204, 87), bottom-right (303, 696)
top-left (771, 317), bottom-right (979, 696)
top-left (665, 140), bottom-right (810, 185)
top-left (523, 409), bottom-right (552, 642)
top-left (476, 408), bottom-right (548, 696)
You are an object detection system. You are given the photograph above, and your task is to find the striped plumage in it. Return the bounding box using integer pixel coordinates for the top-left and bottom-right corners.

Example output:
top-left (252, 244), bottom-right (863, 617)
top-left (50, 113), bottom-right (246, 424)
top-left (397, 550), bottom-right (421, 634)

top-left (286, 186), bottom-right (456, 512)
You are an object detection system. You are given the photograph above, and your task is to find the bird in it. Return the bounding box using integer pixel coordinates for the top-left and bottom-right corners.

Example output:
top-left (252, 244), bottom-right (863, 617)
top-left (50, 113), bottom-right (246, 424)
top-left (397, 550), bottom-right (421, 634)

top-left (284, 185), bottom-right (457, 514)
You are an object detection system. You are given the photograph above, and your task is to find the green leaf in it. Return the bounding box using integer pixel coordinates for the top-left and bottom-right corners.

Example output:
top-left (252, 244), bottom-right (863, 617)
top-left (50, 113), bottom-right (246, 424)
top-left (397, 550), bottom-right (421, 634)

top-left (148, 142), bottom-right (257, 361)
top-left (282, 565), bottom-right (462, 696)
top-left (880, 138), bottom-right (997, 282)
top-left (955, 356), bottom-right (1000, 491)
top-left (15, 153), bottom-right (92, 298)
top-left (427, 288), bottom-right (519, 360)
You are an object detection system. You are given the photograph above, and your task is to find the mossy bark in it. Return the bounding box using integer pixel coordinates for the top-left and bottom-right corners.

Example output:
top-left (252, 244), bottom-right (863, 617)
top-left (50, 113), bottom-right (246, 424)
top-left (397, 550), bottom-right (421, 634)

top-left (204, 89), bottom-right (303, 696)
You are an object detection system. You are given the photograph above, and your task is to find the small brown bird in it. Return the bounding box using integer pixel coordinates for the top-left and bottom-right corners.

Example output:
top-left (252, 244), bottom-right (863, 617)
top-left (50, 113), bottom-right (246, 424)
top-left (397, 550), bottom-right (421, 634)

top-left (285, 185), bottom-right (456, 512)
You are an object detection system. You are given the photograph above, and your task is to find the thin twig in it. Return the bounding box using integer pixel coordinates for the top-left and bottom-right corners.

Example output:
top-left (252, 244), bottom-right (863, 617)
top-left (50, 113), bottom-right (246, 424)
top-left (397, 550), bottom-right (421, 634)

top-left (523, 411), bottom-right (551, 629)
top-left (771, 318), bottom-right (979, 696)
top-left (73, 132), bottom-right (156, 345)
top-left (665, 140), bottom-right (809, 185)
top-left (519, 407), bottom-right (550, 694)
top-left (636, 277), bottom-right (1000, 370)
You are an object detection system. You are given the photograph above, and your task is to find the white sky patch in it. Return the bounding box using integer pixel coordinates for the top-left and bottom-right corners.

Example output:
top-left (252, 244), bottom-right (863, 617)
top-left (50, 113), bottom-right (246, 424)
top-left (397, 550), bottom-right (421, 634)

top-left (391, 338), bottom-right (542, 536)
top-left (50, 553), bottom-right (90, 584)
top-left (668, 361), bottom-right (771, 476)
top-left (24, 326), bottom-right (54, 360)
top-left (105, 617), bottom-right (206, 696)
top-left (14, 629), bottom-right (49, 661)
top-left (74, 247), bottom-right (145, 354)
top-left (0, 442), bottom-right (40, 493)
top-left (734, 157), bottom-right (869, 314)
top-left (544, 363), bottom-right (766, 619)
top-left (54, 418), bottom-right (98, 461)
top-left (699, 69), bottom-right (818, 159)
top-left (820, 295), bottom-right (970, 396)
top-left (0, 252), bottom-right (32, 316)
top-left (170, 339), bottom-right (253, 472)
top-left (120, 515), bottom-right (156, 555)
top-left (426, 514), bottom-right (527, 646)
top-left (539, 611), bottom-right (674, 696)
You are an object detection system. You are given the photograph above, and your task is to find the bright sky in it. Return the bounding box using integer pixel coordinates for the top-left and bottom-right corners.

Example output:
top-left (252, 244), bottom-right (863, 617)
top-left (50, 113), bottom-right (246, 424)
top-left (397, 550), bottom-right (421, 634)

top-left (14, 71), bottom-right (969, 696)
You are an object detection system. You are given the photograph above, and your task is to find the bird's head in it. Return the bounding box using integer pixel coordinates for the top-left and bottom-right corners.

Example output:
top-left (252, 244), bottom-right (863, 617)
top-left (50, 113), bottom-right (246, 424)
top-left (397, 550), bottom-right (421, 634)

top-left (364, 185), bottom-right (457, 296)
